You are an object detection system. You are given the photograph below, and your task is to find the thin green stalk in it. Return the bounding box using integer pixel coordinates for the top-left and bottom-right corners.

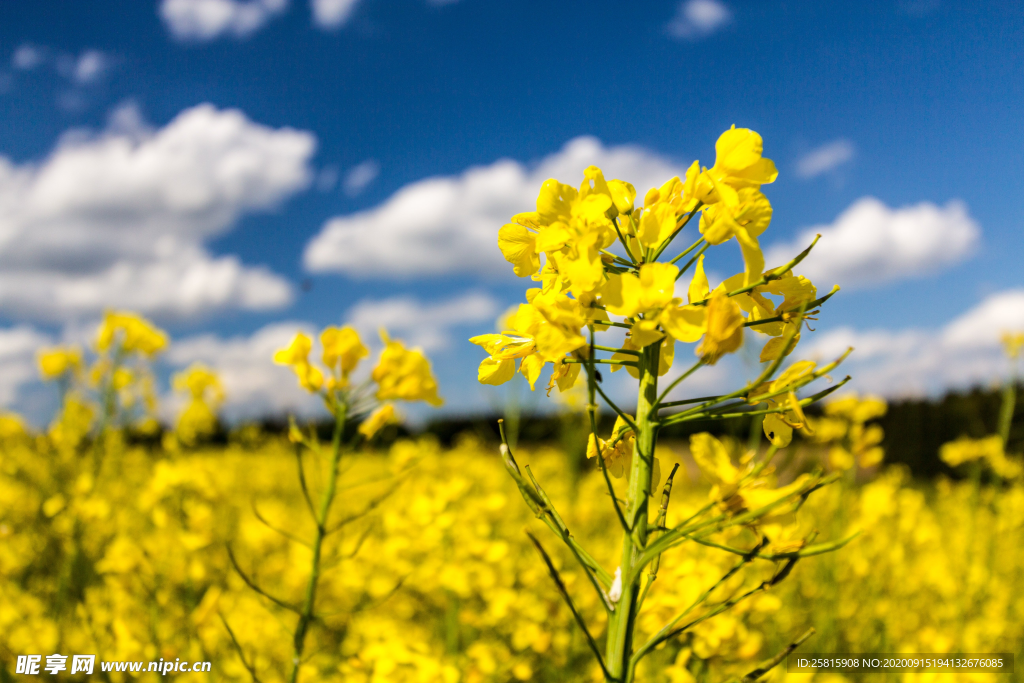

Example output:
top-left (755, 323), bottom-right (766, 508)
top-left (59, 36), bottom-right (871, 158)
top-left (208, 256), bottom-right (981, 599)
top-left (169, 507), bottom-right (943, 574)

top-left (636, 463), bottom-right (680, 614)
top-left (660, 377), bottom-right (850, 426)
top-left (668, 236), bottom-right (707, 266)
top-left (998, 374), bottom-right (1016, 446)
top-left (605, 341), bottom-right (660, 680)
top-left (527, 532), bottom-right (613, 680)
top-left (673, 241), bottom-right (712, 281)
top-left (612, 215), bottom-right (640, 265)
top-left (652, 359), bottom-right (706, 411)
top-left (565, 358), bottom-right (638, 367)
top-left (290, 400), bottom-right (347, 683)
top-left (742, 288), bottom-right (840, 328)
top-left (652, 203), bottom-right (703, 262)
top-left (593, 345), bottom-right (641, 356)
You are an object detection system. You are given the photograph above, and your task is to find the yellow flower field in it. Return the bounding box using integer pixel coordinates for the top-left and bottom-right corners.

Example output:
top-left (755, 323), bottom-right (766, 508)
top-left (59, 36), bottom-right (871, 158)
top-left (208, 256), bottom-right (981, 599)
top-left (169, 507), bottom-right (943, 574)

top-left (1, 426), bottom-right (1022, 682)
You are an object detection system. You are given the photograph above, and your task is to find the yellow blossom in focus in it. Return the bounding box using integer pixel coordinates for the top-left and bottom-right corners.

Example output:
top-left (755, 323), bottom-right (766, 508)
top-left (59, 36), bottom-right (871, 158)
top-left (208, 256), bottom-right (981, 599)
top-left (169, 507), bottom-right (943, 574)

top-left (587, 414), bottom-right (635, 478)
top-left (696, 292), bottom-right (744, 364)
top-left (601, 262), bottom-right (679, 320)
top-left (373, 331), bottom-right (443, 406)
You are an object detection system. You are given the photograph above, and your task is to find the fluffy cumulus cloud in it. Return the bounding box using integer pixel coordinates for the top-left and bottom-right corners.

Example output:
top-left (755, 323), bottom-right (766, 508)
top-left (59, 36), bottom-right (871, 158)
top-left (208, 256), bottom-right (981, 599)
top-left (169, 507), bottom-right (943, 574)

top-left (765, 197), bottom-right (980, 288)
top-left (804, 290), bottom-right (1024, 397)
top-left (304, 136), bottom-right (688, 278)
top-left (796, 139), bottom-right (855, 178)
top-left (345, 291), bottom-right (499, 351)
top-left (167, 321), bottom-right (321, 421)
top-left (0, 103), bottom-right (315, 321)
top-left (666, 0), bottom-right (732, 39)
top-left (160, 0), bottom-right (289, 40)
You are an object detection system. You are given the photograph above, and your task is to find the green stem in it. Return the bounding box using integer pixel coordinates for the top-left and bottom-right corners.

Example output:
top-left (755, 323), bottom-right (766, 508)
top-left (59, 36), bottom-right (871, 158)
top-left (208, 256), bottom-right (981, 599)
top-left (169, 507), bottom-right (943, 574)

top-left (652, 203), bottom-right (703, 262)
top-left (668, 236), bottom-right (707, 266)
top-left (673, 241), bottom-right (712, 281)
top-left (290, 400), bottom-right (347, 683)
top-left (605, 341), bottom-right (660, 680)
top-left (998, 374), bottom-right (1016, 447)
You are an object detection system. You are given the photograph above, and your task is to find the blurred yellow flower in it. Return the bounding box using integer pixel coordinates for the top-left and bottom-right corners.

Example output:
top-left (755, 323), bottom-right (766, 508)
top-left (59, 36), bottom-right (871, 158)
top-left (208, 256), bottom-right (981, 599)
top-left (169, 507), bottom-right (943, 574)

top-left (96, 311), bottom-right (168, 356)
top-left (358, 403), bottom-right (399, 439)
top-left (1002, 331), bottom-right (1024, 359)
top-left (372, 331), bottom-right (443, 406)
top-left (273, 332), bottom-right (324, 393)
top-left (321, 326), bottom-right (369, 382)
top-left (38, 346), bottom-right (83, 380)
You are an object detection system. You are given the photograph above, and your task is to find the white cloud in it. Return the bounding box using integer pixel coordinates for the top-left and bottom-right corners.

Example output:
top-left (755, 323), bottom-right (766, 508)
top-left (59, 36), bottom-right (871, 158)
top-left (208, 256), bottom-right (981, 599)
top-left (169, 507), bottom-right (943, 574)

top-left (0, 326), bottom-right (52, 407)
top-left (12, 44), bottom-right (44, 70)
top-left (311, 0), bottom-right (360, 29)
top-left (345, 291), bottom-right (499, 351)
top-left (166, 291), bottom-right (495, 420)
top-left (304, 136), bottom-right (687, 277)
top-left (796, 139), bottom-right (855, 179)
top-left (160, 0), bottom-right (289, 40)
top-left (167, 321), bottom-right (321, 421)
top-left (942, 290), bottom-right (1024, 349)
top-left (342, 158), bottom-right (379, 196)
top-left (0, 102), bottom-right (315, 320)
top-left (765, 197), bottom-right (979, 289)
top-left (667, 0), bottom-right (732, 39)
top-left (804, 289), bottom-right (1024, 398)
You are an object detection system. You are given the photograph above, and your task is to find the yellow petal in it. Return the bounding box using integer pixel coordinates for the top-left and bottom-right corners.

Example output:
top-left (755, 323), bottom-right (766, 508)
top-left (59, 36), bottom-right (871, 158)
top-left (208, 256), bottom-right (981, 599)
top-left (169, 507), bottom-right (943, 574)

top-left (498, 223), bottom-right (540, 277)
top-left (601, 271), bottom-right (643, 318)
top-left (690, 433), bottom-right (741, 488)
top-left (519, 354), bottom-right (545, 390)
top-left (759, 331), bottom-right (799, 362)
top-left (660, 304), bottom-right (707, 343)
top-left (637, 202), bottom-right (677, 248)
top-left (630, 320), bottom-right (665, 348)
top-left (607, 179), bottom-right (636, 214)
top-left (358, 403), bottom-right (399, 439)
top-left (478, 357), bottom-right (516, 386)
top-left (688, 254), bottom-right (710, 304)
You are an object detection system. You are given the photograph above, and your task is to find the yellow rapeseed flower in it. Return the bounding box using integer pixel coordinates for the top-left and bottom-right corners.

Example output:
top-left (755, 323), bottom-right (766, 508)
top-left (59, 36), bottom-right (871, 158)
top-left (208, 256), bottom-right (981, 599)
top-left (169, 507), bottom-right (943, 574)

top-left (96, 311), bottom-right (168, 356)
top-left (321, 326), bottom-right (369, 383)
top-left (358, 403), bottom-right (399, 439)
top-left (38, 346), bottom-right (83, 380)
top-left (696, 292), bottom-right (744, 364)
top-left (372, 331), bottom-right (443, 406)
top-left (273, 333), bottom-right (324, 393)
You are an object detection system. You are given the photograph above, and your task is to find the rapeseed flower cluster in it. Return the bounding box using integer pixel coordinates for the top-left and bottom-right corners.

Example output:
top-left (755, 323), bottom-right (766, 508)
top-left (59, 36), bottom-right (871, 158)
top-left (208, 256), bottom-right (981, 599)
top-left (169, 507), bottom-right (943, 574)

top-left (470, 127), bottom-right (855, 681)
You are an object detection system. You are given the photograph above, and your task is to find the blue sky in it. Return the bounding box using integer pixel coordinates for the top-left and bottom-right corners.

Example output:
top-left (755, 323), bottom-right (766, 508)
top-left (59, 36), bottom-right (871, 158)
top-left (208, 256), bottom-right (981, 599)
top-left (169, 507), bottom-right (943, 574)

top-left (0, 0), bottom-right (1022, 422)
